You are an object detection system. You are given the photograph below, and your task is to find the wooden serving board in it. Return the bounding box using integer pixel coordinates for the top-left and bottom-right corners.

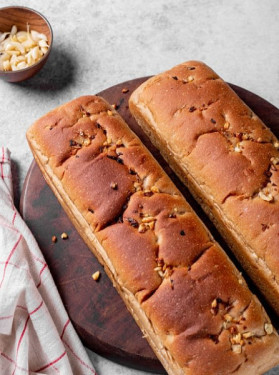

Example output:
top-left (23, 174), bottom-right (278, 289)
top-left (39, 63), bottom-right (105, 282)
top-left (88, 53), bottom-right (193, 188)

top-left (20, 77), bottom-right (279, 373)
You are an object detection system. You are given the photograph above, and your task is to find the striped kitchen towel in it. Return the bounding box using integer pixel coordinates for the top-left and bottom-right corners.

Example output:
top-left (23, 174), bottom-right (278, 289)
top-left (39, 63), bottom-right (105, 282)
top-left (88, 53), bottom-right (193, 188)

top-left (0, 148), bottom-right (96, 375)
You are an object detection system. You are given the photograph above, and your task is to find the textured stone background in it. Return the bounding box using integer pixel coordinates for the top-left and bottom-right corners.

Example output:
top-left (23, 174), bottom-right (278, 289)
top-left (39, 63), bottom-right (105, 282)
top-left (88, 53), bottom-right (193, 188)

top-left (0, 0), bottom-right (279, 374)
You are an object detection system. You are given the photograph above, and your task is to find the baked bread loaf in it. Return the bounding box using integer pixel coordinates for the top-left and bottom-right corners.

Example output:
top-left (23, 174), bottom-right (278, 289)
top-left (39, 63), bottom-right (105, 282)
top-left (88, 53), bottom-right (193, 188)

top-left (129, 61), bottom-right (279, 316)
top-left (27, 95), bottom-right (279, 375)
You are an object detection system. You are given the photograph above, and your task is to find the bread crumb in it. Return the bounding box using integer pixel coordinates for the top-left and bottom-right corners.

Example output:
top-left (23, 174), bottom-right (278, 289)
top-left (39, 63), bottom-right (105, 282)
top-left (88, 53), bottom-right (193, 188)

top-left (223, 122), bottom-right (230, 129)
top-left (271, 157), bottom-right (279, 165)
top-left (258, 191), bottom-right (273, 202)
top-left (243, 332), bottom-right (253, 339)
top-left (92, 271), bottom-right (100, 281)
top-left (110, 182), bottom-right (118, 190)
top-left (224, 314), bottom-right (232, 322)
top-left (151, 186), bottom-right (160, 193)
top-left (234, 143), bottom-right (243, 153)
top-left (264, 323), bottom-right (273, 335)
top-left (232, 344), bottom-right (242, 354)
top-left (61, 232), bottom-right (68, 239)
top-left (52, 235), bottom-right (57, 243)
top-left (138, 223), bottom-right (147, 233)
top-left (211, 299), bottom-right (217, 308)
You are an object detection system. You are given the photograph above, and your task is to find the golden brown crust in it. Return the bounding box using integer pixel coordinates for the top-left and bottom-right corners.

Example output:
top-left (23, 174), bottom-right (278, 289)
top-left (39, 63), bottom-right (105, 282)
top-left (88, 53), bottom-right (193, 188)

top-left (27, 95), bottom-right (279, 374)
top-left (129, 61), bottom-right (279, 315)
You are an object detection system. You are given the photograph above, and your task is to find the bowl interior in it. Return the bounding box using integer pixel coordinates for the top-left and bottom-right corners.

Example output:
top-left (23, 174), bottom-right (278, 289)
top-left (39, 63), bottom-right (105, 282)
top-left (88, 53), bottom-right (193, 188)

top-left (0, 6), bottom-right (52, 45)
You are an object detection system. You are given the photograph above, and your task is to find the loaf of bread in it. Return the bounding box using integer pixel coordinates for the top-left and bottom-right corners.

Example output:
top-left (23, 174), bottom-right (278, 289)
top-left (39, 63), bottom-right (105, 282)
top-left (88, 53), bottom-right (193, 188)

top-left (129, 61), bottom-right (279, 316)
top-left (27, 95), bottom-right (279, 375)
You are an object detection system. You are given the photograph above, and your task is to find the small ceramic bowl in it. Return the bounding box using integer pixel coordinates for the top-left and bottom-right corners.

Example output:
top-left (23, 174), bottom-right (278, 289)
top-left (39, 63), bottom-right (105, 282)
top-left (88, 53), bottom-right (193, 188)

top-left (0, 6), bottom-right (53, 82)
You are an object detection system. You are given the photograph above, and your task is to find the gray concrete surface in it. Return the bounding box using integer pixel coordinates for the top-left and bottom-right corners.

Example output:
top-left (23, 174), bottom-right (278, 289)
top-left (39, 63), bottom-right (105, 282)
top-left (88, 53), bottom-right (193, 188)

top-left (0, 0), bottom-right (279, 374)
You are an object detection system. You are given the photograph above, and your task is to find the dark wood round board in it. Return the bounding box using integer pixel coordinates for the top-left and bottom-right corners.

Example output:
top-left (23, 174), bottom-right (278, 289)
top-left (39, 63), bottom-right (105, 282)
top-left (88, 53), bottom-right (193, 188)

top-left (20, 77), bottom-right (279, 373)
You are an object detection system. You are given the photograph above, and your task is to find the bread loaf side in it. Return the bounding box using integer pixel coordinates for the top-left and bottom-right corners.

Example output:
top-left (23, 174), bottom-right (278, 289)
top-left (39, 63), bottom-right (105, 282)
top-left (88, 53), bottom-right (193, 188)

top-left (129, 61), bottom-right (279, 316)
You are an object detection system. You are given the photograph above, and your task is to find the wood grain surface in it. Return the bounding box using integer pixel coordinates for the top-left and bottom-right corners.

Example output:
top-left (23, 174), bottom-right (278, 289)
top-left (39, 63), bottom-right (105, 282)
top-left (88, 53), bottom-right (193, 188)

top-left (20, 77), bottom-right (279, 373)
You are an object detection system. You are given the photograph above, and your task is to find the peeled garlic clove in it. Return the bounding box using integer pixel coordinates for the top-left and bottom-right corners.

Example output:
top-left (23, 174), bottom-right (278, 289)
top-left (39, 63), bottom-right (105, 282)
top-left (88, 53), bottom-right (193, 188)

top-left (3, 60), bottom-right (11, 71)
top-left (22, 38), bottom-right (36, 49)
top-left (4, 42), bottom-right (14, 51)
top-left (16, 31), bottom-right (28, 42)
top-left (17, 61), bottom-right (28, 69)
top-left (0, 32), bottom-right (10, 43)
top-left (30, 46), bottom-right (39, 60)
top-left (15, 42), bottom-right (26, 54)
top-left (31, 30), bottom-right (47, 42)
top-left (38, 33), bottom-right (47, 41)
top-left (26, 52), bottom-right (33, 65)
top-left (15, 55), bottom-right (25, 63)
top-left (1, 39), bottom-right (11, 50)
top-left (11, 35), bottom-right (18, 42)
top-left (5, 41), bottom-right (25, 54)
top-left (30, 30), bottom-right (40, 42)
top-left (10, 25), bottom-right (17, 36)
top-left (0, 53), bottom-right (10, 62)
top-left (10, 54), bottom-right (17, 64)
top-left (6, 50), bottom-right (20, 56)
top-left (38, 39), bottom-right (49, 48)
